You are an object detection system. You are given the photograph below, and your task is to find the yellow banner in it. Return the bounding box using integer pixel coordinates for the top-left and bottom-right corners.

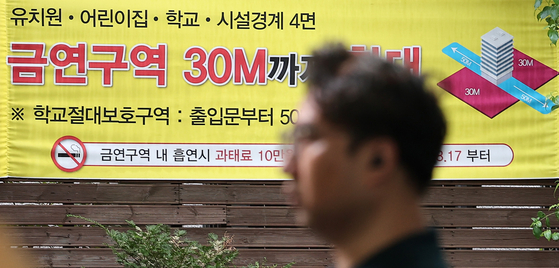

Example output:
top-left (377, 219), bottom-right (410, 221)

top-left (2, 0), bottom-right (558, 179)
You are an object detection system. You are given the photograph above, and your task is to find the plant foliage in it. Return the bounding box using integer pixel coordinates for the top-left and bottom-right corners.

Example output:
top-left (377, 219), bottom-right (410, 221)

top-left (530, 181), bottom-right (559, 241)
top-left (545, 92), bottom-right (559, 111)
top-left (534, 0), bottom-right (559, 45)
top-left (67, 214), bottom-right (293, 268)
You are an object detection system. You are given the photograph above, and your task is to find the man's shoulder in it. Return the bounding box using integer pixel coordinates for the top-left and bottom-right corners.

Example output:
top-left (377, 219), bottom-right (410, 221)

top-left (355, 229), bottom-right (449, 268)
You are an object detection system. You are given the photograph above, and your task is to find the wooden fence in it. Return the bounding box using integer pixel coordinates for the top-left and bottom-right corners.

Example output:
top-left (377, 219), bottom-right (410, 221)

top-left (0, 178), bottom-right (558, 267)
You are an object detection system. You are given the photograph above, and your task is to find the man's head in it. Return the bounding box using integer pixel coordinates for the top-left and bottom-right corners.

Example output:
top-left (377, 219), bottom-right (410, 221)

top-left (283, 43), bottom-right (446, 232)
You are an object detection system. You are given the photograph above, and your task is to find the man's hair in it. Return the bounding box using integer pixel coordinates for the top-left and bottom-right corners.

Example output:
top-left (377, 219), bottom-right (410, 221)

top-left (307, 43), bottom-right (446, 194)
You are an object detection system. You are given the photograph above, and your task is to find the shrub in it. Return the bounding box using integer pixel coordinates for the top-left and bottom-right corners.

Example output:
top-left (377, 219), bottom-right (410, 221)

top-left (67, 214), bottom-right (293, 268)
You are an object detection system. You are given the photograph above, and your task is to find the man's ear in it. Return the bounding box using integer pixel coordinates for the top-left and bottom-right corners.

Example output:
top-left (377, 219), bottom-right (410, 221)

top-left (361, 137), bottom-right (399, 188)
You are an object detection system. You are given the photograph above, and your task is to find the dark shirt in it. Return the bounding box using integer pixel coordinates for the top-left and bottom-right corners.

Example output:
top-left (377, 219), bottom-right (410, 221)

top-left (354, 229), bottom-right (449, 268)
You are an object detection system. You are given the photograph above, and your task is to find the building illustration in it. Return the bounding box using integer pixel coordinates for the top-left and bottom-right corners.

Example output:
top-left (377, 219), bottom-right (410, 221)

top-left (481, 27), bottom-right (514, 85)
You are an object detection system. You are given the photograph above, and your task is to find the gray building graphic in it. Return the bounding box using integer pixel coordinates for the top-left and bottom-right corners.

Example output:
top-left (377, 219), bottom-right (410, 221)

top-left (481, 27), bottom-right (514, 85)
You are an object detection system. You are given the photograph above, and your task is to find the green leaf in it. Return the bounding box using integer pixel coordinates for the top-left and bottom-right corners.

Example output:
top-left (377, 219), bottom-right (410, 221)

top-left (548, 29), bottom-right (559, 44)
top-left (552, 6), bottom-right (559, 20)
top-left (544, 230), bottom-right (552, 241)
top-left (546, 217), bottom-right (551, 227)
top-left (536, 220), bottom-right (543, 228)
top-left (539, 6), bottom-right (553, 20)
top-left (536, 0), bottom-right (543, 9)
top-left (538, 211), bottom-right (546, 218)
top-left (553, 232), bottom-right (559, 241)
top-left (555, 0), bottom-right (559, 5)
top-left (533, 225), bottom-right (543, 238)
top-left (208, 233), bottom-right (218, 240)
top-left (552, 105), bottom-right (559, 111)
top-left (175, 229), bottom-right (187, 237)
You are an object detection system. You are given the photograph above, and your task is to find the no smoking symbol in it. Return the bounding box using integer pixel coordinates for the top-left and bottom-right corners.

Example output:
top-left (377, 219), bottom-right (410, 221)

top-left (51, 136), bottom-right (87, 172)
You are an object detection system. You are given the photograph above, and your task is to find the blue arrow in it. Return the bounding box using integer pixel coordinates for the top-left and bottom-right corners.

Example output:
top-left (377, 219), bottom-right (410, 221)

top-left (498, 78), bottom-right (552, 114)
top-left (442, 42), bottom-right (481, 75)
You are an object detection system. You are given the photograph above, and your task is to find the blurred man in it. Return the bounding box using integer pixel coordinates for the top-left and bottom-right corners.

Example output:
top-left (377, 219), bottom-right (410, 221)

top-left (283, 43), bottom-right (448, 268)
top-left (0, 227), bottom-right (31, 268)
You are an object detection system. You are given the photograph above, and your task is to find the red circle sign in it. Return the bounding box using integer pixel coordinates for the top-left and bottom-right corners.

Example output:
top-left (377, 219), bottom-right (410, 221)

top-left (51, 136), bottom-right (87, 172)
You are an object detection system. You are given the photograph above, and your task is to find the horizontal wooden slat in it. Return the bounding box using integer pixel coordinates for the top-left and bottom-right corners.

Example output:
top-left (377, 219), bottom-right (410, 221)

top-left (184, 184), bottom-right (556, 206)
top-left (30, 248), bottom-right (119, 268)
top-left (185, 183), bottom-right (556, 206)
top-left (235, 249), bottom-right (333, 267)
top-left (0, 183), bottom-right (179, 204)
top-left (0, 205), bottom-right (226, 225)
top-left (227, 207), bottom-right (298, 226)
top-left (22, 248), bottom-right (333, 268)
top-left (1, 181), bottom-right (557, 206)
top-left (430, 179), bottom-right (558, 186)
top-left (17, 248), bottom-right (559, 268)
top-left (181, 184), bottom-right (286, 204)
top-left (423, 186), bottom-right (557, 206)
top-left (6, 226), bottom-right (558, 249)
top-left (438, 228), bottom-right (557, 248)
top-left (0, 183), bottom-right (286, 205)
top-left (226, 207), bottom-right (547, 227)
top-left (3, 227), bottom-right (330, 248)
top-left (425, 208), bottom-right (545, 227)
top-left (446, 250), bottom-right (559, 267)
